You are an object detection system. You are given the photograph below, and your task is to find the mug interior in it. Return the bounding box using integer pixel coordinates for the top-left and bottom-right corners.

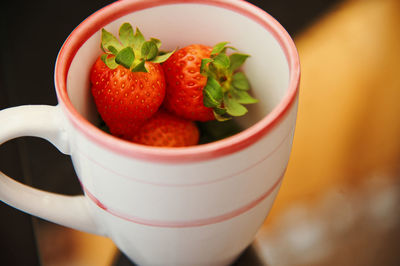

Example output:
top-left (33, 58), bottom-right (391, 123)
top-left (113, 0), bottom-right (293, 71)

top-left (56, 0), bottom-right (299, 161)
top-left (66, 1), bottom-right (290, 129)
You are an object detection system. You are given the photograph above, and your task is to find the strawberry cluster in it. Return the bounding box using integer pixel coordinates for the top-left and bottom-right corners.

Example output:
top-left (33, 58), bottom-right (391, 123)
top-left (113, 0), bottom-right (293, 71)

top-left (90, 23), bottom-right (257, 147)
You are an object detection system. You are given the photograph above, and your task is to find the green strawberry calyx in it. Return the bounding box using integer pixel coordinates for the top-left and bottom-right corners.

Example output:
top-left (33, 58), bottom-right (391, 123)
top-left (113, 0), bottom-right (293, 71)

top-left (201, 42), bottom-right (258, 121)
top-left (100, 23), bottom-right (174, 72)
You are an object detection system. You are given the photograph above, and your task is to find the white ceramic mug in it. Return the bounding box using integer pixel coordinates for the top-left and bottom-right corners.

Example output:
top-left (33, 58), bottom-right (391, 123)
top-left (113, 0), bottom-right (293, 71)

top-left (0, 0), bottom-right (300, 265)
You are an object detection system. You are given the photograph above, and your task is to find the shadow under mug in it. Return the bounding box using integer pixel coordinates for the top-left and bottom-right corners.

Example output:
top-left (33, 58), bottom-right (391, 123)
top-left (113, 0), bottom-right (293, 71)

top-left (0, 0), bottom-right (300, 265)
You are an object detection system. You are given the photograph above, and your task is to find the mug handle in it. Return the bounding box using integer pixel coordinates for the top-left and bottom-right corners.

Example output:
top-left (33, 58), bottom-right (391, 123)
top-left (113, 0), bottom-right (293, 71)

top-left (0, 105), bottom-right (102, 235)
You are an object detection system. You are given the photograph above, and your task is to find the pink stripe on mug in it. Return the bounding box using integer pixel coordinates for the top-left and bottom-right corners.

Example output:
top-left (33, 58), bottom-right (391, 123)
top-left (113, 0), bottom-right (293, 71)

top-left (83, 170), bottom-right (285, 228)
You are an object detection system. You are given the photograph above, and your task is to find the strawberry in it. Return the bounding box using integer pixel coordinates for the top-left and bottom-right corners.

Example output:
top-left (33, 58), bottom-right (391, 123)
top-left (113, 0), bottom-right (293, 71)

top-left (162, 42), bottom-right (258, 121)
top-left (162, 44), bottom-right (214, 121)
top-left (131, 109), bottom-right (199, 147)
top-left (90, 23), bottom-right (174, 139)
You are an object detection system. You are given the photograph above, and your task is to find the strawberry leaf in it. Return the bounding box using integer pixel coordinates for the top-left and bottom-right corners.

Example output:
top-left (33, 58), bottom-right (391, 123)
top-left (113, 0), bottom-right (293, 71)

top-left (200, 58), bottom-right (213, 74)
top-left (99, 23), bottom-right (175, 72)
top-left (213, 110), bottom-right (231, 121)
top-left (203, 77), bottom-right (223, 107)
top-left (119, 23), bottom-right (135, 47)
top-left (212, 53), bottom-right (230, 69)
top-left (150, 38), bottom-right (162, 49)
top-left (232, 72), bottom-right (250, 90)
top-left (214, 106), bottom-right (227, 115)
top-left (141, 41), bottom-right (158, 60)
top-left (229, 53), bottom-right (249, 72)
top-left (101, 28), bottom-right (122, 54)
top-left (225, 46), bottom-right (238, 51)
top-left (131, 60), bottom-right (147, 73)
top-left (101, 54), bottom-right (118, 69)
top-left (115, 47), bottom-right (135, 69)
top-left (151, 50), bottom-right (175, 63)
top-left (133, 27), bottom-right (146, 50)
top-left (204, 90), bottom-right (220, 108)
top-left (231, 89), bottom-right (258, 104)
top-left (224, 93), bottom-right (248, 116)
top-left (211, 42), bottom-right (229, 55)
top-left (108, 46), bottom-right (119, 55)
top-left (200, 42), bottom-right (257, 120)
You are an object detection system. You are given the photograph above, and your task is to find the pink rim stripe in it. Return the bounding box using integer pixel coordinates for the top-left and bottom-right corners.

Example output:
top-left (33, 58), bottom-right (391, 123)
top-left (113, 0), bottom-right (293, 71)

top-left (83, 171), bottom-right (285, 228)
top-left (74, 126), bottom-right (294, 187)
top-left (54, 0), bottom-right (300, 163)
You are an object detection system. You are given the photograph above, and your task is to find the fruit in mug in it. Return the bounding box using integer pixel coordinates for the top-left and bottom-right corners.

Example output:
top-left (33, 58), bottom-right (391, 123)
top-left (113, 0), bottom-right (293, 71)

top-left (162, 44), bottom-right (214, 121)
top-left (90, 23), bottom-right (257, 147)
top-left (132, 109), bottom-right (199, 147)
top-left (162, 42), bottom-right (258, 121)
top-left (90, 23), bottom-right (174, 139)
top-left (91, 58), bottom-right (165, 139)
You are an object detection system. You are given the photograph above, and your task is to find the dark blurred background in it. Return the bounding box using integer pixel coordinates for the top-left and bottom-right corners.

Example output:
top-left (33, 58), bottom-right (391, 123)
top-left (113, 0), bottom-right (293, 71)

top-left (2, 0), bottom-right (400, 265)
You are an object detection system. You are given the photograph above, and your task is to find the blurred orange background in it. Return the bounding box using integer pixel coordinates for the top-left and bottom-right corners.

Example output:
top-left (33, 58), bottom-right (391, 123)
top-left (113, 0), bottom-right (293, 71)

top-left (269, 0), bottom-right (400, 218)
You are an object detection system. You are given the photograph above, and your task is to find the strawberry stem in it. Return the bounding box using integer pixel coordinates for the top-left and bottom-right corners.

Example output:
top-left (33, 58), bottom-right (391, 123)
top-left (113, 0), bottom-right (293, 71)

top-left (201, 42), bottom-right (258, 121)
top-left (100, 23), bottom-right (174, 72)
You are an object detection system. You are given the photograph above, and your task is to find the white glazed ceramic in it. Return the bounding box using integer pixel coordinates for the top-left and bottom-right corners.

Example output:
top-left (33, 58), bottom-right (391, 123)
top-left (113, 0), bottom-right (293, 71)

top-left (0, 0), bottom-right (300, 265)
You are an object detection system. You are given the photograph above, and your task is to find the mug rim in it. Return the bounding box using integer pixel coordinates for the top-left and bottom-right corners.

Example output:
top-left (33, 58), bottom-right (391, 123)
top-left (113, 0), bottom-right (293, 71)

top-left (54, 0), bottom-right (300, 163)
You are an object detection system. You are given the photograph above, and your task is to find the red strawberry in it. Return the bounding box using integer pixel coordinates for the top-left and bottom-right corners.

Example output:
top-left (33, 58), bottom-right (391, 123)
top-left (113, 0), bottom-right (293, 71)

top-left (162, 42), bottom-right (258, 122)
top-left (162, 44), bottom-right (214, 121)
top-left (132, 110), bottom-right (199, 147)
top-left (90, 23), bottom-right (174, 139)
top-left (91, 59), bottom-right (165, 138)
